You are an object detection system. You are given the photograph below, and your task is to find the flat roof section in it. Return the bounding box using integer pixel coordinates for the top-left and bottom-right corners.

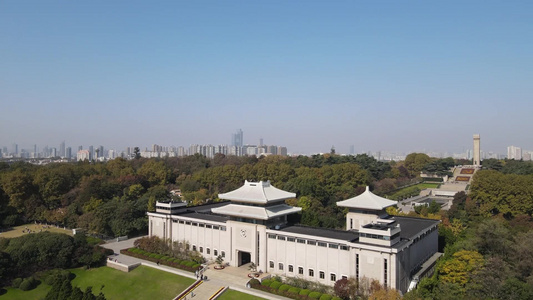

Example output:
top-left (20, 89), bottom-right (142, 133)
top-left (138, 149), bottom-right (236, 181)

top-left (276, 225), bottom-right (359, 243)
top-left (392, 216), bottom-right (440, 240)
top-left (179, 211), bottom-right (229, 223)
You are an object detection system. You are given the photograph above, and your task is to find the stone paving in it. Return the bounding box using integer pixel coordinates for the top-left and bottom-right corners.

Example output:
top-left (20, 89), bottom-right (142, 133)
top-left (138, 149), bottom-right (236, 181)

top-left (102, 237), bottom-right (291, 300)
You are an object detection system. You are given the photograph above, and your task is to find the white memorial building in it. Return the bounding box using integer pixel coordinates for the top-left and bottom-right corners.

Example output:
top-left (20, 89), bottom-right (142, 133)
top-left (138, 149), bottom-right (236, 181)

top-left (148, 181), bottom-right (439, 293)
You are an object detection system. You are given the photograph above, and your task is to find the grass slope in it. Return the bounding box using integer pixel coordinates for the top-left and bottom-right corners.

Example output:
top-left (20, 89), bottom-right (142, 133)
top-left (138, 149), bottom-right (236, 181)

top-left (71, 266), bottom-right (195, 300)
top-left (2, 266), bottom-right (194, 300)
top-left (0, 224), bottom-right (73, 238)
top-left (217, 289), bottom-right (268, 300)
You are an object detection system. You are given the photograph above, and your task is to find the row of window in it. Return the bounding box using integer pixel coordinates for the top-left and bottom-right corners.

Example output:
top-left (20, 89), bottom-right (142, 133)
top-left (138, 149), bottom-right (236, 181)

top-left (359, 232), bottom-right (400, 241)
top-left (268, 234), bottom-right (349, 250)
top-left (191, 245), bottom-right (225, 258)
top-left (268, 261), bottom-right (346, 282)
top-left (173, 219), bottom-right (227, 231)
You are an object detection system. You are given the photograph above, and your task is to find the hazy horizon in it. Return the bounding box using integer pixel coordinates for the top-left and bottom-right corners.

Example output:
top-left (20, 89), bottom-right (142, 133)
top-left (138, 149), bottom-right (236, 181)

top-left (2, 1), bottom-right (532, 155)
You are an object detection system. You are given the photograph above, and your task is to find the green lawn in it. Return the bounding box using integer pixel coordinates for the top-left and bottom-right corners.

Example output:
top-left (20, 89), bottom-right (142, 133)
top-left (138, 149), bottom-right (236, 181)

top-left (1, 282), bottom-right (51, 300)
top-left (1, 266), bottom-right (194, 300)
top-left (217, 289), bottom-right (268, 300)
top-left (71, 266), bottom-right (195, 300)
top-left (0, 223), bottom-right (72, 239)
top-left (415, 183), bottom-right (440, 189)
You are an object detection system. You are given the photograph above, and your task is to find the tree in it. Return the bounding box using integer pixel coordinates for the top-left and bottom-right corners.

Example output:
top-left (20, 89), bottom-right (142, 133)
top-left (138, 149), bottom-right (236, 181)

top-left (439, 250), bottom-right (484, 287)
top-left (133, 147), bottom-right (141, 159)
top-left (334, 277), bottom-right (350, 300)
top-left (404, 153), bottom-right (431, 177)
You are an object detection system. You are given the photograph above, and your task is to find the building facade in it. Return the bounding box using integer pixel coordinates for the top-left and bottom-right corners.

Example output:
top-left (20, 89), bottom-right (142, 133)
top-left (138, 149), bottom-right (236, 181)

top-left (148, 181), bottom-right (439, 293)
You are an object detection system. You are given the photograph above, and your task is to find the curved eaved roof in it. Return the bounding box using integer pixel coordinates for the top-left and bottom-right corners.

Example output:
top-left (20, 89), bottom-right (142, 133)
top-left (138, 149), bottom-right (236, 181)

top-left (218, 180), bottom-right (296, 204)
top-left (336, 186), bottom-right (396, 210)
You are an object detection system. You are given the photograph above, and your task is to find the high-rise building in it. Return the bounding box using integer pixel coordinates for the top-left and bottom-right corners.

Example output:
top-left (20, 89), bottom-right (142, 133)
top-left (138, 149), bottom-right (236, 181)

top-left (507, 145), bottom-right (522, 160)
top-left (60, 141), bottom-right (65, 157)
top-left (66, 147), bottom-right (72, 159)
top-left (12, 143), bottom-right (18, 155)
top-left (231, 129), bottom-right (243, 147)
top-left (88, 146), bottom-right (94, 161)
top-left (77, 150), bottom-right (90, 161)
top-left (473, 134), bottom-right (481, 166)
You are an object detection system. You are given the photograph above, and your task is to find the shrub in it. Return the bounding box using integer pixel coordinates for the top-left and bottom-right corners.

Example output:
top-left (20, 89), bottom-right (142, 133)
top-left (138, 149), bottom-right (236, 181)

top-left (185, 261), bottom-right (195, 267)
top-left (19, 277), bottom-right (37, 291)
top-left (288, 287), bottom-right (301, 294)
top-left (309, 291), bottom-right (322, 299)
top-left (192, 264), bottom-right (201, 269)
top-left (261, 279), bottom-right (272, 286)
top-left (12, 278), bottom-right (23, 288)
top-left (128, 248), bottom-right (135, 252)
top-left (279, 284), bottom-right (291, 292)
top-left (149, 253), bottom-right (157, 258)
top-left (319, 295), bottom-right (332, 300)
top-left (299, 289), bottom-right (311, 296)
top-left (270, 281), bottom-right (282, 289)
top-left (179, 260), bottom-right (188, 265)
top-left (154, 254), bottom-right (163, 259)
top-left (332, 297), bottom-right (343, 300)
top-left (249, 279), bottom-right (260, 286)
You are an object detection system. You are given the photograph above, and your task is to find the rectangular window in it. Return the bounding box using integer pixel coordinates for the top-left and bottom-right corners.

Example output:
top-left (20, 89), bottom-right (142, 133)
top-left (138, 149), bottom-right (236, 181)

top-left (307, 240), bottom-right (316, 245)
top-left (319, 271), bottom-right (325, 279)
top-left (179, 220), bottom-right (185, 224)
top-left (277, 236), bottom-right (286, 241)
top-left (199, 247), bottom-right (203, 253)
top-left (309, 269), bottom-right (314, 277)
top-left (287, 237), bottom-right (295, 242)
top-left (297, 239), bottom-right (306, 244)
top-left (340, 245), bottom-right (349, 251)
top-left (329, 244), bottom-right (338, 249)
top-left (269, 261), bottom-right (274, 268)
top-left (350, 218), bottom-right (353, 229)
top-left (207, 248), bottom-right (210, 255)
top-left (279, 263), bottom-right (283, 270)
top-left (342, 275), bottom-right (347, 280)
top-left (213, 225), bottom-right (219, 230)
top-left (193, 245), bottom-right (197, 251)
top-left (220, 226), bottom-right (226, 231)
top-left (199, 223), bottom-right (205, 227)
top-left (268, 234), bottom-right (276, 239)
top-left (356, 254), bottom-right (359, 281)
top-left (221, 251), bottom-right (225, 258)
top-left (384, 258), bottom-right (388, 288)
top-left (288, 265), bottom-right (293, 272)
top-left (185, 221), bottom-right (191, 225)
top-left (298, 267), bottom-right (304, 275)
top-left (318, 242), bottom-right (327, 247)
top-left (192, 222), bottom-right (198, 226)
top-left (214, 249), bottom-right (218, 256)
top-left (206, 225), bottom-right (212, 229)
top-left (330, 273), bottom-right (336, 282)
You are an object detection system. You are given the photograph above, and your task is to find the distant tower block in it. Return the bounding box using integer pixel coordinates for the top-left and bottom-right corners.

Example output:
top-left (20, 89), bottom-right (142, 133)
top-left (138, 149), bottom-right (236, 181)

top-left (473, 134), bottom-right (481, 166)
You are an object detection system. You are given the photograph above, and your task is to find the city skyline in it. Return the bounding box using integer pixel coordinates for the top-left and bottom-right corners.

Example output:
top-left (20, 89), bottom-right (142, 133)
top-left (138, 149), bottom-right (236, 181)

top-left (2, 1), bottom-right (532, 154)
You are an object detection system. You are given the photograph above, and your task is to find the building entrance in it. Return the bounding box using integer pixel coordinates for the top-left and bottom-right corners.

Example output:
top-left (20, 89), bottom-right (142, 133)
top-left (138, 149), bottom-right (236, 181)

top-left (238, 251), bottom-right (251, 266)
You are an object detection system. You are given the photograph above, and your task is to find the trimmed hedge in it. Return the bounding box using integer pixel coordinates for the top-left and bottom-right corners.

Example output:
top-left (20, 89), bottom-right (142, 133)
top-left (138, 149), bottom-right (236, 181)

top-left (288, 287), bottom-right (301, 294)
top-left (12, 278), bottom-right (23, 288)
top-left (309, 292), bottom-right (322, 299)
top-left (261, 279), bottom-right (272, 286)
top-left (279, 284), bottom-right (291, 292)
top-left (19, 277), bottom-right (37, 291)
top-left (270, 281), bottom-right (282, 289)
top-left (251, 279), bottom-right (334, 300)
top-left (120, 248), bottom-right (201, 273)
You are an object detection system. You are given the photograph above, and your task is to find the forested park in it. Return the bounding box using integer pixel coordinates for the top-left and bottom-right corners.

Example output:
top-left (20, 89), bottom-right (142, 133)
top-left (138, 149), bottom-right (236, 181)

top-left (1, 153), bottom-right (533, 299)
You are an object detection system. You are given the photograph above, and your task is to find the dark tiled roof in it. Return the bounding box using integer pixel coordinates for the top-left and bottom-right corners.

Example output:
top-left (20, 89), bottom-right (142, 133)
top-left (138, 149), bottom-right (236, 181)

top-left (276, 225), bottom-right (359, 242)
top-left (392, 216), bottom-right (440, 240)
top-left (179, 212), bottom-right (229, 223)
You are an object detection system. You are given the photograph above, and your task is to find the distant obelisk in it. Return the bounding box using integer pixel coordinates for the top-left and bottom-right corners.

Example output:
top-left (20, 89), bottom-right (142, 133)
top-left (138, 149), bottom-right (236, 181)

top-left (473, 134), bottom-right (481, 166)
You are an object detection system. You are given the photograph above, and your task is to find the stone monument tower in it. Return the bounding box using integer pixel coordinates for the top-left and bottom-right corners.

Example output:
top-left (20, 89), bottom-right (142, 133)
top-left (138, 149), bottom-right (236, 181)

top-left (473, 134), bottom-right (481, 166)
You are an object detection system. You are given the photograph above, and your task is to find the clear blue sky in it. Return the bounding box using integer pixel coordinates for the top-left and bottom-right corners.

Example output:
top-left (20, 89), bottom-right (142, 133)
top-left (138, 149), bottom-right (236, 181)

top-left (1, 1), bottom-right (532, 154)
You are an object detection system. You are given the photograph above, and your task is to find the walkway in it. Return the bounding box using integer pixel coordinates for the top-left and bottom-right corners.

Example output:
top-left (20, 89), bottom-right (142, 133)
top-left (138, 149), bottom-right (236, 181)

top-left (102, 237), bottom-right (291, 300)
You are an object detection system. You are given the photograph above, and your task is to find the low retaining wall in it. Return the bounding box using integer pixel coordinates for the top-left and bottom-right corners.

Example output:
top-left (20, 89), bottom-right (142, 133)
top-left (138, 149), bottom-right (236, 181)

top-left (106, 259), bottom-right (140, 272)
